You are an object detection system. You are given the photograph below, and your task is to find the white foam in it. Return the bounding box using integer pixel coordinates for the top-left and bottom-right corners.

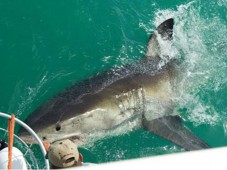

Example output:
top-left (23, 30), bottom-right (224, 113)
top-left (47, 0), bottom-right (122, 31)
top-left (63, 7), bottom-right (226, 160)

top-left (135, 1), bottom-right (227, 127)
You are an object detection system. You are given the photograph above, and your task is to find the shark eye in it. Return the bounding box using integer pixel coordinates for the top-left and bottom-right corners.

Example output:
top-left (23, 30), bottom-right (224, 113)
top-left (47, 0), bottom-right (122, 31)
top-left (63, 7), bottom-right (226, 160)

top-left (55, 122), bottom-right (61, 131)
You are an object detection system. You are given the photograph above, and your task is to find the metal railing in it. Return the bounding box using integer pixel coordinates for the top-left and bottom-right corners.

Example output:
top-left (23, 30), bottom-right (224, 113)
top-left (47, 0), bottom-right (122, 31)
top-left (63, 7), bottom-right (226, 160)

top-left (0, 112), bottom-right (50, 169)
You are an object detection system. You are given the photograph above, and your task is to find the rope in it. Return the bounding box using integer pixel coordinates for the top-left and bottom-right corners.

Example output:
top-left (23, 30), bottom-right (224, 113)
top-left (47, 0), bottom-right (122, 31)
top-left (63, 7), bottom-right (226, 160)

top-left (8, 114), bottom-right (15, 170)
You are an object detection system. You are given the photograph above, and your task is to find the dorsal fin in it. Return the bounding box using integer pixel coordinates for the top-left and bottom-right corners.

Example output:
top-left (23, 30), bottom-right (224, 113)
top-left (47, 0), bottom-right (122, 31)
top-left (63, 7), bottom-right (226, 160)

top-left (146, 18), bottom-right (174, 59)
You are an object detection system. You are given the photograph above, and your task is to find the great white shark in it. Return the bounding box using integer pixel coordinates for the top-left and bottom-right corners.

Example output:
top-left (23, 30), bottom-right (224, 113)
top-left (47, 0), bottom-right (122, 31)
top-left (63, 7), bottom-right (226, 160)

top-left (19, 18), bottom-right (210, 151)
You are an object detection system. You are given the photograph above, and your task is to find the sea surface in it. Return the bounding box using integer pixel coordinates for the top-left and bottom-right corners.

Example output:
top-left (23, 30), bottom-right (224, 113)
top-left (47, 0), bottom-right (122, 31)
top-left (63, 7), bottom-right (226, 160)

top-left (1, 0), bottom-right (227, 168)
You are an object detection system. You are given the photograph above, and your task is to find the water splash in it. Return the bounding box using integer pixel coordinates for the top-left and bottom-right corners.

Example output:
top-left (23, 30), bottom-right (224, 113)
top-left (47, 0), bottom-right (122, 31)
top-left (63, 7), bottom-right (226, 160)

top-left (145, 0), bottom-right (227, 126)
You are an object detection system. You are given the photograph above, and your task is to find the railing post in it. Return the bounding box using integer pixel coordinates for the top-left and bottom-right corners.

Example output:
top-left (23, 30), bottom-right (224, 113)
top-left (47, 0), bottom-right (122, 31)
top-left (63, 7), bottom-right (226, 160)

top-left (8, 114), bottom-right (15, 170)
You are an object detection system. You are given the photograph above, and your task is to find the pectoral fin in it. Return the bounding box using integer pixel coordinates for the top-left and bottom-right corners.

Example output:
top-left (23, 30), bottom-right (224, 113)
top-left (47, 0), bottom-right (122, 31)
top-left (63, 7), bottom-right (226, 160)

top-left (143, 115), bottom-right (210, 151)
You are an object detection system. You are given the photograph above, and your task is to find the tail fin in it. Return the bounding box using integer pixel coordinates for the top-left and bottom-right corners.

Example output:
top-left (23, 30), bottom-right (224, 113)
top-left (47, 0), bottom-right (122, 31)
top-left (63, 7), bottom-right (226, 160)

top-left (143, 115), bottom-right (210, 151)
top-left (146, 18), bottom-right (174, 59)
top-left (156, 18), bottom-right (174, 40)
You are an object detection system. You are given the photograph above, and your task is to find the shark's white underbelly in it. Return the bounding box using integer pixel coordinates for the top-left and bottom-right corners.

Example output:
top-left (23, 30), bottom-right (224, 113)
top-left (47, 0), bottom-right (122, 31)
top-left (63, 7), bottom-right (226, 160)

top-left (57, 77), bottom-right (174, 145)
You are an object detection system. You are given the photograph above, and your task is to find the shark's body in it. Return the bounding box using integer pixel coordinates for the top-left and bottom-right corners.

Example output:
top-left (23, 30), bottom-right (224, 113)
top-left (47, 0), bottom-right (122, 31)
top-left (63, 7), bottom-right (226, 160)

top-left (20, 18), bottom-right (210, 150)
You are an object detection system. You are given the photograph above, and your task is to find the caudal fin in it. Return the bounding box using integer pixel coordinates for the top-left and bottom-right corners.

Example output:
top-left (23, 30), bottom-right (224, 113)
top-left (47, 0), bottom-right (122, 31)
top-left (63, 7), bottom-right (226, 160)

top-left (146, 18), bottom-right (174, 59)
top-left (143, 115), bottom-right (210, 151)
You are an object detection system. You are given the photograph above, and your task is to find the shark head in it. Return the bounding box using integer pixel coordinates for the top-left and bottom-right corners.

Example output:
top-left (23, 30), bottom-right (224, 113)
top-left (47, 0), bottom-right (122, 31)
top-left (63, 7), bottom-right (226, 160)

top-left (19, 115), bottom-right (86, 145)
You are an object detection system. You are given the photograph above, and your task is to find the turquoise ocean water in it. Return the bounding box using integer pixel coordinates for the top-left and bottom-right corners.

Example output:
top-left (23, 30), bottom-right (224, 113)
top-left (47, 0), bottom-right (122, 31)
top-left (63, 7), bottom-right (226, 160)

top-left (1, 0), bottom-right (227, 168)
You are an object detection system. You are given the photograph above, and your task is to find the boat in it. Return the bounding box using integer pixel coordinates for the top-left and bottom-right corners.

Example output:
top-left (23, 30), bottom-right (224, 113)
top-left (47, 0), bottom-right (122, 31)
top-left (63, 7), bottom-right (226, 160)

top-left (76, 146), bottom-right (227, 170)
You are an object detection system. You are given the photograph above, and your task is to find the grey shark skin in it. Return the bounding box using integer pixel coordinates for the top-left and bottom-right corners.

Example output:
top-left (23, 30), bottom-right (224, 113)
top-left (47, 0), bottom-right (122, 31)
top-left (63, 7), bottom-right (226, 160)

top-left (19, 18), bottom-right (210, 151)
